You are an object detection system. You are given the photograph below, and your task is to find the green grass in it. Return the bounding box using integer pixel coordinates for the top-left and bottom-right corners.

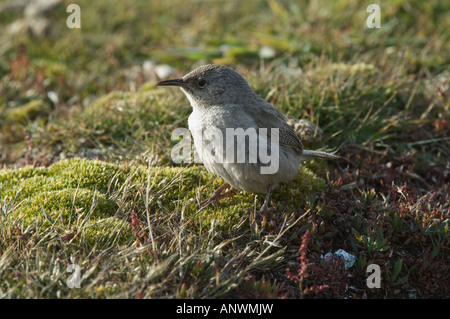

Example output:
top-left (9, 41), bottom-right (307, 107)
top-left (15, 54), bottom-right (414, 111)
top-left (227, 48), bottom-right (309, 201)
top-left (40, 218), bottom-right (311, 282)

top-left (0, 158), bottom-right (324, 298)
top-left (0, 0), bottom-right (449, 298)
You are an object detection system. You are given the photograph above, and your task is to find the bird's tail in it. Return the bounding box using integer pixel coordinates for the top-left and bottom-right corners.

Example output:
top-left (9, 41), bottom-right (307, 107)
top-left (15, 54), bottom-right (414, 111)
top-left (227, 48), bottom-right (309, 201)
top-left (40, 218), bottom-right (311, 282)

top-left (302, 150), bottom-right (340, 160)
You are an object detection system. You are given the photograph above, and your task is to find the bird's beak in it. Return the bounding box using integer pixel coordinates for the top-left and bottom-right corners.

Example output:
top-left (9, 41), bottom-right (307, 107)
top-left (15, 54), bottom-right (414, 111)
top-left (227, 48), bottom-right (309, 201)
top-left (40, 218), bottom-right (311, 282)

top-left (156, 78), bottom-right (186, 87)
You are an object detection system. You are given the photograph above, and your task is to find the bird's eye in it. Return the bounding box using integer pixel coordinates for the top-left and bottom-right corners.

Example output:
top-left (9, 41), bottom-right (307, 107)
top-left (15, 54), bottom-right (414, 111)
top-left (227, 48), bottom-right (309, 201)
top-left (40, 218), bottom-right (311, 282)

top-left (197, 79), bottom-right (207, 88)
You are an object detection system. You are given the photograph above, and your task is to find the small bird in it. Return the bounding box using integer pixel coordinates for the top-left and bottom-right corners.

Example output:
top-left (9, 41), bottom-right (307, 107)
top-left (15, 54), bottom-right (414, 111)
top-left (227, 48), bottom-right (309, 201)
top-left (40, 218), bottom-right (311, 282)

top-left (157, 64), bottom-right (338, 214)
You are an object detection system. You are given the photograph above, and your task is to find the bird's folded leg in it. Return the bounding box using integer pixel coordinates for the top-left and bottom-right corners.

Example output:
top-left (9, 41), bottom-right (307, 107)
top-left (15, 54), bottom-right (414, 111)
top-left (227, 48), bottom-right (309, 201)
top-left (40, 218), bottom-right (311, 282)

top-left (200, 182), bottom-right (236, 207)
top-left (257, 184), bottom-right (276, 215)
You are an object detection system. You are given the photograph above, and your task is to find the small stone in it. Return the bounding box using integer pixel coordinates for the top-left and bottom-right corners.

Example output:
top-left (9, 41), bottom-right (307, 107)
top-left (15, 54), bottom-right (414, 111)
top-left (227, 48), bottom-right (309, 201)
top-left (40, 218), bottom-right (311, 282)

top-left (259, 46), bottom-right (276, 59)
top-left (154, 64), bottom-right (177, 80)
top-left (24, 0), bottom-right (62, 18)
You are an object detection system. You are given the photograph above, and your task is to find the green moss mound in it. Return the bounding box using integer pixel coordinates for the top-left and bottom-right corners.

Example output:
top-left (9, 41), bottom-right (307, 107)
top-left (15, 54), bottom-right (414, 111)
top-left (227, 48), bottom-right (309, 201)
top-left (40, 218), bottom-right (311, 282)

top-left (0, 158), bottom-right (325, 243)
top-left (4, 99), bottom-right (50, 125)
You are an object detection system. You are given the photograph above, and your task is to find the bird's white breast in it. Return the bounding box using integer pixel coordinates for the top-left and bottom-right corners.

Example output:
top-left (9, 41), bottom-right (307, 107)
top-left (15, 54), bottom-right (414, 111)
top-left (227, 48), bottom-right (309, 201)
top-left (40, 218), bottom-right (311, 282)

top-left (187, 105), bottom-right (301, 194)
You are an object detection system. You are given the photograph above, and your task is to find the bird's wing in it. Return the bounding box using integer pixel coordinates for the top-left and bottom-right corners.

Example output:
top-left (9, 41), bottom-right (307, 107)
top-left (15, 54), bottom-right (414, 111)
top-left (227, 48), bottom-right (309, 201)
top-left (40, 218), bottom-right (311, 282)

top-left (244, 101), bottom-right (304, 155)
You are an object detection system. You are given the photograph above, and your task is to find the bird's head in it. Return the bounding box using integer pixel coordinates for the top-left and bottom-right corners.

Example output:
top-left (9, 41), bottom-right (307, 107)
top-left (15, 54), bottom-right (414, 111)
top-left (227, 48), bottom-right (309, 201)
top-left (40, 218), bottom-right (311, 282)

top-left (157, 64), bottom-right (256, 108)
